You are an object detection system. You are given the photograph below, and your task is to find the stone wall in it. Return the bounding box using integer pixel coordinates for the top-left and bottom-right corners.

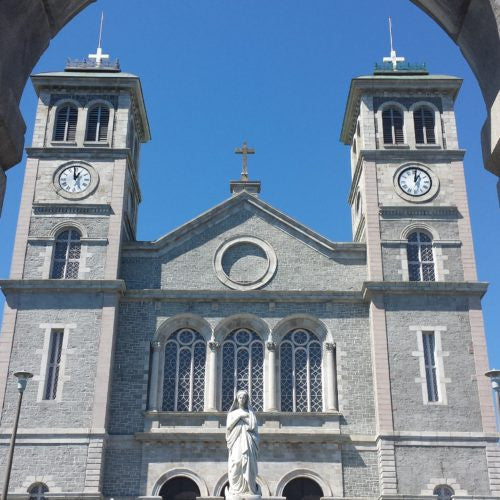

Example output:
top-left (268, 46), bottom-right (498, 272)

top-left (385, 295), bottom-right (483, 432)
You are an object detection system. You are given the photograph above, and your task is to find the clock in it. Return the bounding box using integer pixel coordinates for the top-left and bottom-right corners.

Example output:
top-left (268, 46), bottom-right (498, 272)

top-left (397, 166), bottom-right (432, 197)
top-left (58, 165), bottom-right (91, 193)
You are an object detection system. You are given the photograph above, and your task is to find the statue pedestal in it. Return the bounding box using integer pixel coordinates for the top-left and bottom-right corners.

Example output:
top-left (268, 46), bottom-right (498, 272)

top-left (225, 494), bottom-right (261, 500)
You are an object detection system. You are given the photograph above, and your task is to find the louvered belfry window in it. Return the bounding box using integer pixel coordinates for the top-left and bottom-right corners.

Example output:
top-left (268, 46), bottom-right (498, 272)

top-left (85, 105), bottom-right (110, 142)
top-left (382, 107), bottom-right (404, 144)
top-left (51, 229), bottom-right (81, 279)
top-left (407, 231), bottom-right (436, 282)
top-left (414, 107), bottom-right (436, 144)
top-left (53, 105), bottom-right (77, 141)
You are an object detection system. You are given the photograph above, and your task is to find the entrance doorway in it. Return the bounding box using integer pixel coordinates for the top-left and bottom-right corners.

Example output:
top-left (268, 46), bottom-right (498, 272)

top-left (159, 477), bottom-right (201, 500)
top-left (283, 477), bottom-right (323, 500)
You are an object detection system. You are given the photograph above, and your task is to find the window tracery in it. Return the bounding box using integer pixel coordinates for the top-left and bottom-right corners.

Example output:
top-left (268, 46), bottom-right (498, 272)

top-left (280, 329), bottom-right (323, 412)
top-left (163, 329), bottom-right (206, 411)
top-left (221, 329), bottom-right (264, 411)
top-left (407, 231), bottom-right (436, 281)
top-left (28, 483), bottom-right (48, 500)
top-left (51, 228), bottom-right (81, 279)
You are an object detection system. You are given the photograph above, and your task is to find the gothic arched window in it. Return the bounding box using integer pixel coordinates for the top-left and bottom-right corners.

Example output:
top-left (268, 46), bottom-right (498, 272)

top-left (433, 485), bottom-right (454, 500)
top-left (280, 329), bottom-right (323, 412)
top-left (221, 329), bottom-right (264, 412)
top-left (53, 104), bottom-right (77, 141)
top-left (28, 483), bottom-right (48, 500)
top-left (85, 104), bottom-right (110, 142)
top-left (162, 329), bottom-right (206, 411)
top-left (51, 229), bottom-right (82, 279)
top-left (382, 107), bottom-right (404, 144)
top-left (414, 107), bottom-right (436, 144)
top-left (407, 231), bottom-right (435, 282)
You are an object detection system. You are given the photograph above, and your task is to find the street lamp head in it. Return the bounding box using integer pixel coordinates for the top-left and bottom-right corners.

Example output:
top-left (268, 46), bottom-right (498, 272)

top-left (13, 371), bottom-right (33, 393)
top-left (485, 369), bottom-right (500, 392)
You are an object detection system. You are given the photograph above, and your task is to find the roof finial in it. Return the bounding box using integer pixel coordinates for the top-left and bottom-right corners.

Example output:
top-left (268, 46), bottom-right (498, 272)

top-left (234, 141), bottom-right (255, 181)
top-left (383, 17), bottom-right (405, 70)
top-left (88, 12), bottom-right (110, 67)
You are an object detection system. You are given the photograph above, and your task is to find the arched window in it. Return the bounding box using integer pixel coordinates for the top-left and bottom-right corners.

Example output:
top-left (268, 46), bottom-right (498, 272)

top-left (51, 229), bottom-right (81, 279)
top-left (280, 329), bottom-right (323, 412)
top-left (407, 231), bottom-right (435, 281)
top-left (433, 485), bottom-right (454, 500)
top-left (414, 107), bottom-right (436, 144)
top-left (53, 104), bottom-right (77, 141)
top-left (382, 107), bottom-right (404, 144)
top-left (28, 483), bottom-right (48, 500)
top-left (283, 477), bottom-right (323, 500)
top-left (221, 329), bottom-right (264, 412)
top-left (163, 329), bottom-right (206, 411)
top-left (159, 477), bottom-right (200, 500)
top-left (85, 105), bottom-right (110, 142)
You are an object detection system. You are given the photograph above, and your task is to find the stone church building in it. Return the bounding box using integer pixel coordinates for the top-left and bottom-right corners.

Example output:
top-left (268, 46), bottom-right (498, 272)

top-left (0, 50), bottom-right (498, 500)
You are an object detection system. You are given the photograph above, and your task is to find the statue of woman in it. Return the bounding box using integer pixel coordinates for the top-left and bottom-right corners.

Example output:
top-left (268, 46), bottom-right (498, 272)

top-left (225, 390), bottom-right (260, 498)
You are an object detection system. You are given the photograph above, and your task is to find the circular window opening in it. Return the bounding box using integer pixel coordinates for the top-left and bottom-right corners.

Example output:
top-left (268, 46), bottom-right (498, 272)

top-left (214, 236), bottom-right (277, 291)
top-left (433, 485), bottom-right (454, 500)
top-left (221, 242), bottom-right (268, 284)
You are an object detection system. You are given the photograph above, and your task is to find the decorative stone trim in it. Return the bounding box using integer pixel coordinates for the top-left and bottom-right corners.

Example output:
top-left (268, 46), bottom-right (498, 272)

top-left (377, 439), bottom-right (398, 496)
top-left (213, 235), bottom-right (277, 291)
top-left (486, 444), bottom-right (500, 494)
top-left (36, 323), bottom-right (75, 402)
top-left (411, 326), bottom-right (450, 405)
top-left (17, 475), bottom-right (61, 494)
top-left (208, 340), bottom-right (221, 352)
top-left (421, 478), bottom-right (467, 496)
top-left (266, 341), bottom-right (277, 351)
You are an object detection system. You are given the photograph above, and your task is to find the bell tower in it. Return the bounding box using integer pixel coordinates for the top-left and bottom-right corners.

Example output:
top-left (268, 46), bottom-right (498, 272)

top-left (0, 46), bottom-right (150, 498)
top-left (340, 48), bottom-right (498, 497)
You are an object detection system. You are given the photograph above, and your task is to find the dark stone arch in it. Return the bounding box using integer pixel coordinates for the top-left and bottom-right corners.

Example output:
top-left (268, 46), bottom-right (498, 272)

top-left (282, 477), bottom-right (323, 500)
top-left (159, 476), bottom-right (201, 500)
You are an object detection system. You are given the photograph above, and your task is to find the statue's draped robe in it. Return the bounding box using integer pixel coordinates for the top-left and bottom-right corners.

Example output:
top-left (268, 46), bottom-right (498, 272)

top-left (226, 408), bottom-right (259, 495)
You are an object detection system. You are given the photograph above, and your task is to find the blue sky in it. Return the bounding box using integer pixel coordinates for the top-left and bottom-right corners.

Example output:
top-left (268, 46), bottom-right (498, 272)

top-left (1, 0), bottom-right (499, 365)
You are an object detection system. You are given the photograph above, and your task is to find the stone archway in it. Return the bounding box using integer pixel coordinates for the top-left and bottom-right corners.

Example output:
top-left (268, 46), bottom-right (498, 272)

top-left (0, 0), bottom-right (498, 213)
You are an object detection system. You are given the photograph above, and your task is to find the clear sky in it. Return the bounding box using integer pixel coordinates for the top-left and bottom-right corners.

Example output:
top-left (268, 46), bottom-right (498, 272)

top-left (1, 1), bottom-right (499, 365)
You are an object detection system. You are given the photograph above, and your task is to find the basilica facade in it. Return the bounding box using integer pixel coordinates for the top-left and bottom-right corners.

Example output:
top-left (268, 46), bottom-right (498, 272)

top-left (0, 54), bottom-right (498, 500)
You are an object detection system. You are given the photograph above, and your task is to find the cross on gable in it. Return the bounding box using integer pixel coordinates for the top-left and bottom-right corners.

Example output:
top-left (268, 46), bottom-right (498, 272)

top-left (234, 141), bottom-right (255, 181)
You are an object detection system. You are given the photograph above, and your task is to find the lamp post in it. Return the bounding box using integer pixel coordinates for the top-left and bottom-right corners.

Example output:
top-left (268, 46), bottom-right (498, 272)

top-left (485, 369), bottom-right (500, 428)
top-left (1, 371), bottom-right (32, 500)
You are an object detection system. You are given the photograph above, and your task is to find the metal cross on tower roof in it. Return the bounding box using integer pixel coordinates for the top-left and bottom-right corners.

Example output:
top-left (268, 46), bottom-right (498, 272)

top-left (383, 17), bottom-right (405, 70)
top-left (234, 141), bottom-right (255, 181)
top-left (88, 12), bottom-right (110, 67)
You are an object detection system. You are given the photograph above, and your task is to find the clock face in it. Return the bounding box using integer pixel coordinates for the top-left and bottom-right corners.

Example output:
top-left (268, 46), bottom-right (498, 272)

top-left (398, 167), bottom-right (432, 197)
top-left (59, 165), bottom-right (91, 193)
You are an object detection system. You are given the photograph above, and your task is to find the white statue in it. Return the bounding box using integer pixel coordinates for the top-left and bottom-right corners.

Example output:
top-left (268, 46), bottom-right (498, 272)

top-left (225, 390), bottom-right (260, 499)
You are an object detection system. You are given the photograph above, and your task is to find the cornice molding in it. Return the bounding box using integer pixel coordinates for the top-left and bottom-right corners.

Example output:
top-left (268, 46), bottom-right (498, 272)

top-left (32, 203), bottom-right (112, 216)
top-left (123, 289), bottom-right (363, 303)
top-left (0, 279), bottom-right (126, 295)
top-left (362, 281), bottom-right (488, 301)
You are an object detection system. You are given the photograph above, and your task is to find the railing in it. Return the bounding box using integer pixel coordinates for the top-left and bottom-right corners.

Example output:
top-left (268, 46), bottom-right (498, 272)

top-left (374, 62), bottom-right (428, 74)
top-left (65, 58), bottom-right (121, 71)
